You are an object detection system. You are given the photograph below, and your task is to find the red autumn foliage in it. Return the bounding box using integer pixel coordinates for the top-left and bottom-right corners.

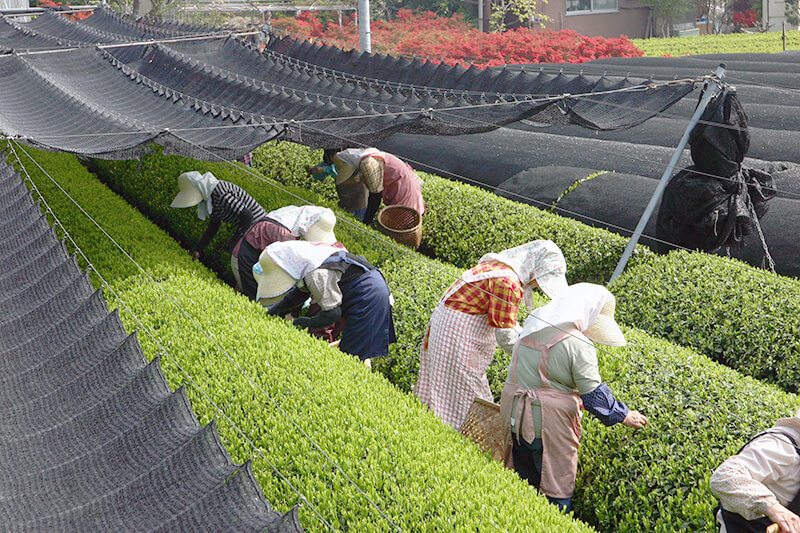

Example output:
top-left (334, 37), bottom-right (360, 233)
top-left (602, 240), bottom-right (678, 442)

top-left (731, 9), bottom-right (758, 26)
top-left (32, 0), bottom-right (92, 21)
top-left (272, 10), bottom-right (643, 66)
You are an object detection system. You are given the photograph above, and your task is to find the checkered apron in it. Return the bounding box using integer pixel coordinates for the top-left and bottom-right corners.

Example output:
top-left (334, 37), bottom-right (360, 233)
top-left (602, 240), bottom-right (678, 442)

top-left (414, 268), bottom-right (516, 431)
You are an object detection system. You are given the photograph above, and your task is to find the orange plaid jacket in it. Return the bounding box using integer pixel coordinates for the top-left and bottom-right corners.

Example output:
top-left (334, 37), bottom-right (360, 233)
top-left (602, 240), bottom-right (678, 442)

top-left (444, 260), bottom-right (522, 328)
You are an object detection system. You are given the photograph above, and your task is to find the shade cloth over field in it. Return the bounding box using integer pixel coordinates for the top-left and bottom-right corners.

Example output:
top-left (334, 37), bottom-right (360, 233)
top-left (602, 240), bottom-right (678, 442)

top-left (0, 152), bottom-right (303, 532)
top-left (0, 8), bottom-right (694, 159)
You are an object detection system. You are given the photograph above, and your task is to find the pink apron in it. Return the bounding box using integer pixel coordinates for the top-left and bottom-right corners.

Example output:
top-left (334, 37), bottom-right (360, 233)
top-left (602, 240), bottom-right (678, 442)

top-left (414, 268), bottom-right (516, 431)
top-left (372, 152), bottom-right (426, 215)
top-left (500, 329), bottom-right (583, 499)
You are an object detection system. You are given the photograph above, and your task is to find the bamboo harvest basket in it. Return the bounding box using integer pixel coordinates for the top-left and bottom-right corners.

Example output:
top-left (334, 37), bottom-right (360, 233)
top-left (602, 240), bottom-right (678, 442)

top-left (460, 398), bottom-right (505, 462)
top-left (376, 205), bottom-right (422, 249)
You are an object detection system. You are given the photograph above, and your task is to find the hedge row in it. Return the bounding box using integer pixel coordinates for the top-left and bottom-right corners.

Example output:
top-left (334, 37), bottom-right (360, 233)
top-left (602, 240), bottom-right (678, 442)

top-left (84, 147), bottom-right (447, 394)
top-left (410, 156), bottom-right (800, 395)
top-left (248, 141), bottom-right (656, 284)
top-left (86, 146), bottom-right (800, 531)
top-left (250, 140), bottom-right (800, 395)
top-left (10, 144), bottom-right (587, 532)
top-left (613, 250), bottom-right (800, 393)
top-left (631, 30), bottom-right (800, 57)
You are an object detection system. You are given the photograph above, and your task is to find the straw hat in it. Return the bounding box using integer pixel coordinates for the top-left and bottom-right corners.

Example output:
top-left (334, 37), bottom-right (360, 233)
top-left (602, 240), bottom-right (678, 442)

top-left (253, 248), bottom-right (296, 305)
top-left (303, 210), bottom-right (337, 244)
top-left (332, 154), bottom-right (359, 185)
top-left (170, 172), bottom-right (204, 208)
top-left (583, 294), bottom-right (626, 347)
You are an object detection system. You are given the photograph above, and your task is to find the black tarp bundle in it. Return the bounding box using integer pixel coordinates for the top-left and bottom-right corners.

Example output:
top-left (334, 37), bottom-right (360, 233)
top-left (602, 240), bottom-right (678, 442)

top-left (656, 88), bottom-right (776, 256)
top-left (0, 8), bottom-right (695, 159)
top-left (0, 150), bottom-right (303, 532)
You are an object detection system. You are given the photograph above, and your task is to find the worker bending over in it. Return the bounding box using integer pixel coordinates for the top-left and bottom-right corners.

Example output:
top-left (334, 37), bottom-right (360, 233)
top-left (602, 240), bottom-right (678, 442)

top-left (170, 171), bottom-right (266, 281)
top-left (308, 148), bottom-right (425, 226)
top-left (710, 410), bottom-right (800, 533)
top-left (501, 283), bottom-right (647, 512)
top-left (414, 240), bottom-right (568, 431)
top-left (234, 205), bottom-right (337, 302)
top-left (256, 240), bottom-right (396, 363)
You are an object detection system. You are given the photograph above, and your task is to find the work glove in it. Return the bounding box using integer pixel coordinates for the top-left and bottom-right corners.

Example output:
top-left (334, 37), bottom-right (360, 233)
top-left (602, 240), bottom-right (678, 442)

top-left (266, 287), bottom-right (307, 317)
top-left (293, 306), bottom-right (342, 329)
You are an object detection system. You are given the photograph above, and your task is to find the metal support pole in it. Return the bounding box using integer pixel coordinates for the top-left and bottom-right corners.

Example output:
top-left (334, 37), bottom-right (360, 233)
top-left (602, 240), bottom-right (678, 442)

top-left (609, 64), bottom-right (727, 283)
top-left (358, 0), bottom-right (371, 53)
top-left (478, 0), bottom-right (484, 32)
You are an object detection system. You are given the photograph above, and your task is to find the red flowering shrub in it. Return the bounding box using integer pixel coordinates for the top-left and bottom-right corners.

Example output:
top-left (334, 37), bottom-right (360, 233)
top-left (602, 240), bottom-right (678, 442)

top-left (731, 9), bottom-right (758, 26)
top-left (32, 0), bottom-right (92, 20)
top-left (271, 10), bottom-right (644, 66)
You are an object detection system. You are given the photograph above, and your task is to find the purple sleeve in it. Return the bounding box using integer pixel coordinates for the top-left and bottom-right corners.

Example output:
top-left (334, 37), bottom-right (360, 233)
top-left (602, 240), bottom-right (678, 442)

top-left (581, 383), bottom-right (629, 426)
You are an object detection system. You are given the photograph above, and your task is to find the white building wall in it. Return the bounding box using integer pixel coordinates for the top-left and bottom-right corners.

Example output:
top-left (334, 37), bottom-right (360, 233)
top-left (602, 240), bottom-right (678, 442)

top-left (763, 0), bottom-right (798, 31)
top-left (0, 0), bottom-right (30, 9)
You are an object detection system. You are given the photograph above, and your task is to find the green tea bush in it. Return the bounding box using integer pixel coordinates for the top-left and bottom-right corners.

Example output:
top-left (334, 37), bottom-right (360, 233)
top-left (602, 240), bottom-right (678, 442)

top-left (612, 250), bottom-right (800, 393)
top-left (632, 30), bottom-right (800, 57)
top-left (249, 140), bottom-right (655, 284)
top-left (245, 142), bottom-right (800, 396)
top-left (12, 143), bottom-right (588, 532)
top-left (80, 146), bottom-right (800, 531)
top-left (418, 174), bottom-right (655, 283)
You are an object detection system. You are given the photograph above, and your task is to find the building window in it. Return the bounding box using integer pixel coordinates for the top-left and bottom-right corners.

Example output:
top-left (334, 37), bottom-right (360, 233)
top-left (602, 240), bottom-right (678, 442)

top-left (566, 0), bottom-right (618, 13)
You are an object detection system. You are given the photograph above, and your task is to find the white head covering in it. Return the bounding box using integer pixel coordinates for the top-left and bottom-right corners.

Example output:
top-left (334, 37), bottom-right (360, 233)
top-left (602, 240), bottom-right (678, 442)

top-left (333, 147), bottom-right (381, 184)
top-left (267, 205), bottom-right (336, 240)
top-left (264, 240), bottom-right (341, 281)
top-left (479, 240), bottom-right (568, 305)
top-left (520, 282), bottom-right (626, 347)
top-left (171, 171), bottom-right (219, 221)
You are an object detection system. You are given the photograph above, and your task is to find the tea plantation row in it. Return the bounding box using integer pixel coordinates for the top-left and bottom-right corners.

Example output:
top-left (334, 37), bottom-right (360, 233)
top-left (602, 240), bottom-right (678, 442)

top-left (7, 143), bottom-right (586, 532)
top-left (250, 141), bottom-right (800, 395)
top-left (632, 30), bottom-right (800, 57)
top-left (83, 146), bottom-right (800, 531)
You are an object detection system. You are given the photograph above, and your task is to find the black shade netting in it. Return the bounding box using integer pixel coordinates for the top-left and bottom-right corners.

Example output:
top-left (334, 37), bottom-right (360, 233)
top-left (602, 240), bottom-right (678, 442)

top-left (264, 34), bottom-right (695, 131)
top-left (0, 153), bottom-right (303, 532)
top-left (2, 10), bottom-right (699, 158)
top-left (656, 88), bottom-right (777, 254)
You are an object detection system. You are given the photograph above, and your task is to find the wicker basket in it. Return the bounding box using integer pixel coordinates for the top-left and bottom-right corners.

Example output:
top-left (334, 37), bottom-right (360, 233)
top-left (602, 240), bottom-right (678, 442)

top-left (376, 205), bottom-right (422, 249)
top-left (460, 398), bottom-right (506, 462)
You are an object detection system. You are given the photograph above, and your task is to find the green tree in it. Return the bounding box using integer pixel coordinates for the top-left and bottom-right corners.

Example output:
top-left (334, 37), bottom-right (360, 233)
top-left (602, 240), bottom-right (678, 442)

top-left (489, 0), bottom-right (549, 31)
top-left (639, 0), bottom-right (694, 36)
top-left (787, 0), bottom-right (799, 25)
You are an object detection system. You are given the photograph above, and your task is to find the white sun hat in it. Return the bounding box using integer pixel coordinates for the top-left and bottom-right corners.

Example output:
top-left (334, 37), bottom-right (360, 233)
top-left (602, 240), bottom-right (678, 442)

top-left (479, 240), bottom-right (568, 303)
top-left (170, 171), bottom-right (219, 220)
top-left (304, 209), bottom-right (337, 244)
top-left (267, 205), bottom-right (337, 244)
top-left (520, 282), bottom-right (626, 347)
top-left (332, 148), bottom-right (380, 185)
top-left (254, 241), bottom-right (341, 304)
top-left (253, 249), bottom-right (297, 305)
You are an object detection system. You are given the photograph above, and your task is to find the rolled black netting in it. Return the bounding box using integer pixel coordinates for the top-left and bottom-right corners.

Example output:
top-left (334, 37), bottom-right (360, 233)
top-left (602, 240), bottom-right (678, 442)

top-left (656, 88), bottom-right (777, 261)
top-left (1, 9), bottom-right (698, 158)
top-left (0, 153), bottom-right (302, 532)
top-left (263, 34), bottom-right (695, 131)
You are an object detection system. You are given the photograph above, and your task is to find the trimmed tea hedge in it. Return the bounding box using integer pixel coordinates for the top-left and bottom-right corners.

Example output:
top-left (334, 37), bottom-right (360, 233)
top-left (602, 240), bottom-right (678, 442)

top-left (10, 144), bottom-right (587, 532)
top-left (632, 31), bottom-right (800, 57)
top-left (246, 141), bottom-right (800, 396)
top-left (249, 140), bottom-right (656, 284)
top-left (84, 146), bottom-right (800, 531)
top-left (612, 250), bottom-right (800, 393)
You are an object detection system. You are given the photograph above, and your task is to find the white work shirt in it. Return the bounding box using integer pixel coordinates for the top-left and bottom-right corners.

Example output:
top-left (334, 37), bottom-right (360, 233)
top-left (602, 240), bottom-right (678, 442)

top-left (710, 420), bottom-right (800, 529)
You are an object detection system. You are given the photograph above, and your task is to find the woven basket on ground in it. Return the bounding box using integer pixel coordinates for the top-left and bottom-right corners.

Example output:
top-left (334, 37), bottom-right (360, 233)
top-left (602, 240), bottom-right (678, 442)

top-left (460, 398), bottom-right (505, 462)
top-left (376, 205), bottom-right (422, 249)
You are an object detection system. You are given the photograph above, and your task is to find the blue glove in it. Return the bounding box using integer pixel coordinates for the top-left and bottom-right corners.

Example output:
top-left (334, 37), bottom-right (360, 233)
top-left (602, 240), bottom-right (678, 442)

top-left (313, 163), bottom-right (338, 181)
